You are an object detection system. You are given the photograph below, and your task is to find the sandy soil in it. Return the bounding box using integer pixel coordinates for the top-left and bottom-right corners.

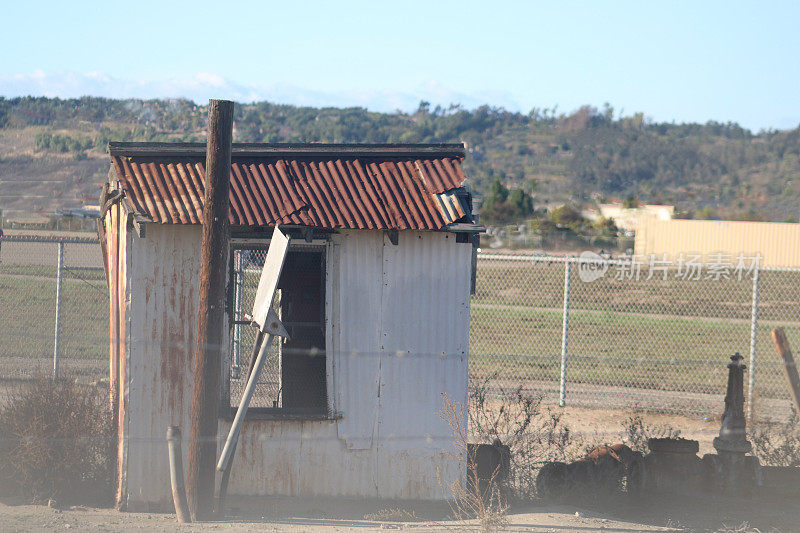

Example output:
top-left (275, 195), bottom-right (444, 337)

top-left (0, 498), bottom-right (678, 532)
top-left (1, 491), bottom-right (797, 532)
top-left (554, 404), bottom-right (722, 456)
top-left (0, 394), bottom-right (793, 532)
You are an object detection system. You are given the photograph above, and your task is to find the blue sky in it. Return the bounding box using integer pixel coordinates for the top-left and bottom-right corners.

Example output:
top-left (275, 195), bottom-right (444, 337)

top-left (1, 0), bottom-right (798, 131)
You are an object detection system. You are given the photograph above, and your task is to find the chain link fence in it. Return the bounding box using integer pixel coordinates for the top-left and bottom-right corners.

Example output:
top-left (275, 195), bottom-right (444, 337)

top-left (227, 246), bottom-right (328, 413)
top-left (471, 252), bottom-right (800, 422)
top-left (0, 235), bottom-right (108, 384)
top-left (2, 237), bottom-right (798, 423)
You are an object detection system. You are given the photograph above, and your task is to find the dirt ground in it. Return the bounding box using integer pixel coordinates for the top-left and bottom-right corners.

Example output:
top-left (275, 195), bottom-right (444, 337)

top-left (553, 404), bottom-right (722, 455)
top-left (0, 500), bottom-right (660, 532)
top-left (1, 492), bottom-right (797, 533)
top-left (1, 401), bottom-right (795, 532)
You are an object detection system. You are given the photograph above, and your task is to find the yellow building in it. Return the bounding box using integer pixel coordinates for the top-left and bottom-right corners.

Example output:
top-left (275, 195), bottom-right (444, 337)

top-left (586, 203), bottom-right (675, 234)
top-left (634, 217), bottom-right (800, 268)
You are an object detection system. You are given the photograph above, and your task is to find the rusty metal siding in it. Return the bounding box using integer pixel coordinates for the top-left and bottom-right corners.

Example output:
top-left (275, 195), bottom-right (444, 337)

top-left (120, 228), bottom-right (471, 505)
top-left (112, 155), bottom-right (469, 230)
top-left (222, 420), bottom-right (373, 497)
top-left (103, 194), bottom-right (130, 507)
top-left (221, 230), bottom-right (471, 499)
top-left (635, 217), bottom-right (800, 267)
top-left (123, 224), bottom-right (203, 508)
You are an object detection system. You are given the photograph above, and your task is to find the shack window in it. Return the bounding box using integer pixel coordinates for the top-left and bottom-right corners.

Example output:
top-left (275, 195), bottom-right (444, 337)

top-left (227, 244), bottom-right (327, 417)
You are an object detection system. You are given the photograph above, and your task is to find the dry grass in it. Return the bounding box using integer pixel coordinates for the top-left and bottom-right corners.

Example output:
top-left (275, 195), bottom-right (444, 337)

top-left (621, 413), bottom-right (681, 454)
top-left (749, 407), bottom-right (800, 467)
top-left (715, 522), bottom-right (771, 533)
top-left (0, 377), bottom-right (114, 506)
top-left (469, 374), bottom-right (584, 501)
top-left (362, 508), bottom-right (419, 521)
top-left (439, 394), bottom-right (508, 532)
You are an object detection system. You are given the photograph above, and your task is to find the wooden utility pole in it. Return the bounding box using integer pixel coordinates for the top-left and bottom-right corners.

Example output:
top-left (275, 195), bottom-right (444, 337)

top-left (186, 99), bottom-right (234, 521)
top-left (771, 327), bottom-right (800, 415)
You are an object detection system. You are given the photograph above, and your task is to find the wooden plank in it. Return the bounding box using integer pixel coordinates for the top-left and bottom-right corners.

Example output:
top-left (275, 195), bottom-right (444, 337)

top-left (771, 327), bottom-right (800, 415)
top-left (186, 99), bottom-right (234, 521)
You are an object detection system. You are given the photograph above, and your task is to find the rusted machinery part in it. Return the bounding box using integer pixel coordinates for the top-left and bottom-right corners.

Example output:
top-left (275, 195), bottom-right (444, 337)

top-left (648, 438), bottom-right (700, 454)
top-left (623, 452), bottom-right (647, 496)
top-left (535, 444), bottom-right (646, 500)
top-left (701, 453), bottom-right (762, 494)
top-left (535, 462), bottom-right (568, 501)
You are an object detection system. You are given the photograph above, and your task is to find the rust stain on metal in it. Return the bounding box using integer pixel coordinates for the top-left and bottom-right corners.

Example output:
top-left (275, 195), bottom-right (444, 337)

top-left (103, 195), bottom-right (130, 508)
top-left (159, 272), bottom-right (189, 412)
top-left (106, 219), bottom-right (474, 505)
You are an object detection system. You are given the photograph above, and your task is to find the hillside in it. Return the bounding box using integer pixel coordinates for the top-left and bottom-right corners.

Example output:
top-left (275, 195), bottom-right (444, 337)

top-left (1, 96), bottom-right (799, 222)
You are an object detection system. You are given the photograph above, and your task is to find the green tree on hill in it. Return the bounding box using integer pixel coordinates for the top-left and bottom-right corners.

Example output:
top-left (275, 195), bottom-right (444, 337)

top-left (480, 177), bottom-right (535, 224)
top-left (34, 132), bottom-right (92, 154)
top-left (695, 206), bottom-right (719, 220)
top-left (593, 216), bottom-right (619, 237)
top-left (3, 96), bottom-right (800, 222)
top-left (622, 195), bottom-right (640, 208)
top-left (549, 204), bottom-right (584, 229)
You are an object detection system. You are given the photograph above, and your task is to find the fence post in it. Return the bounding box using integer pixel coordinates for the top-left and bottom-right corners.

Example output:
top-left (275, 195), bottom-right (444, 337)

top-left (53, 241), bottom-right (64, 379)
top-left (559, 258), bottom-right (572, 407)
top-left (747, 263), bottom-right (760, 421)
top-left (231, 250), bottom-right (243, 379)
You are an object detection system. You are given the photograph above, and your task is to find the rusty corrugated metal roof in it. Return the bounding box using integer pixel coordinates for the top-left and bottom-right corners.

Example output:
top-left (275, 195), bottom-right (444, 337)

top-left (108, 143), bottom-right (472, 230)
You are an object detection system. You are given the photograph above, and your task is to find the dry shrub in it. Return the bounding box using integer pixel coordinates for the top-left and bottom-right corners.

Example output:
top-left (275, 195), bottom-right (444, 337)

top-left (715, 522), bottom-right (761, 533)
top-left (622, 413), bottom-right (680, 454)
top-left (468, 375), bottom-right (583, 501)
top-left (0, 377), bottom-right (115, 506)
top-left (749, 407), bottom-right (800, 467)
top-left (439, 394), bottom-right (508, 532)
top-left (363, 508), bottom-right (418, 521)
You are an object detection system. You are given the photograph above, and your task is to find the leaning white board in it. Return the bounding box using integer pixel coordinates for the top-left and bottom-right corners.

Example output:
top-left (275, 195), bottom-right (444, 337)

top-left (217, 226), bottom-right (291, 473)
top-left (251, 226), bottom-right (290, 332)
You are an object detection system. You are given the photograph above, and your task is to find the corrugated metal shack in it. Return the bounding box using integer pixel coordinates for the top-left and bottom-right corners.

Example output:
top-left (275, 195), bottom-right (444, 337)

top-left (100, 142), bottom-right (482, 510)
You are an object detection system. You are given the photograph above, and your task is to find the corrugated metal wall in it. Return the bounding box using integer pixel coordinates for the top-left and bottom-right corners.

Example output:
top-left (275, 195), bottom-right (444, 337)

top-left (635, 217), bottom-right (800, 267)
top-left (123, 224), bottom-right (203, 509)
top-left (103, 193), bottom-right (129, 507)
top-left (119, 228), bottom-right (472, 507)
top-left (376, 231), bottom-right (469, 497)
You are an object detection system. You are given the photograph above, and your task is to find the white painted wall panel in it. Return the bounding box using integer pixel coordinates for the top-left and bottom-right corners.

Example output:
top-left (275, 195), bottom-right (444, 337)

top-left (377, 231), bottom-right (471, 498)
top-left (332, 231), bottom-right (384, 453)
top-left (224, 419), bottom-right (379, 497)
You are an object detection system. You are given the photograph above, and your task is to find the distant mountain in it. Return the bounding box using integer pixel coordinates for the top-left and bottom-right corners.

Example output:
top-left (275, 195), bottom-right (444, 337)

top-left (1, 96), bottom-right (798, 222)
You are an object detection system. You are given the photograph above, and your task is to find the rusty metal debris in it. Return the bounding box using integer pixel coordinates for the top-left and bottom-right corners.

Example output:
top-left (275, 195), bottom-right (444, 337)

top-left (468, 440), bottom-right (511, 497)
top-left (536, 353), bottom-right (763, 500)
top-left (645, 437), bottom-right (701, 493)
top-left (535, 444), bottom-right (645, 500)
